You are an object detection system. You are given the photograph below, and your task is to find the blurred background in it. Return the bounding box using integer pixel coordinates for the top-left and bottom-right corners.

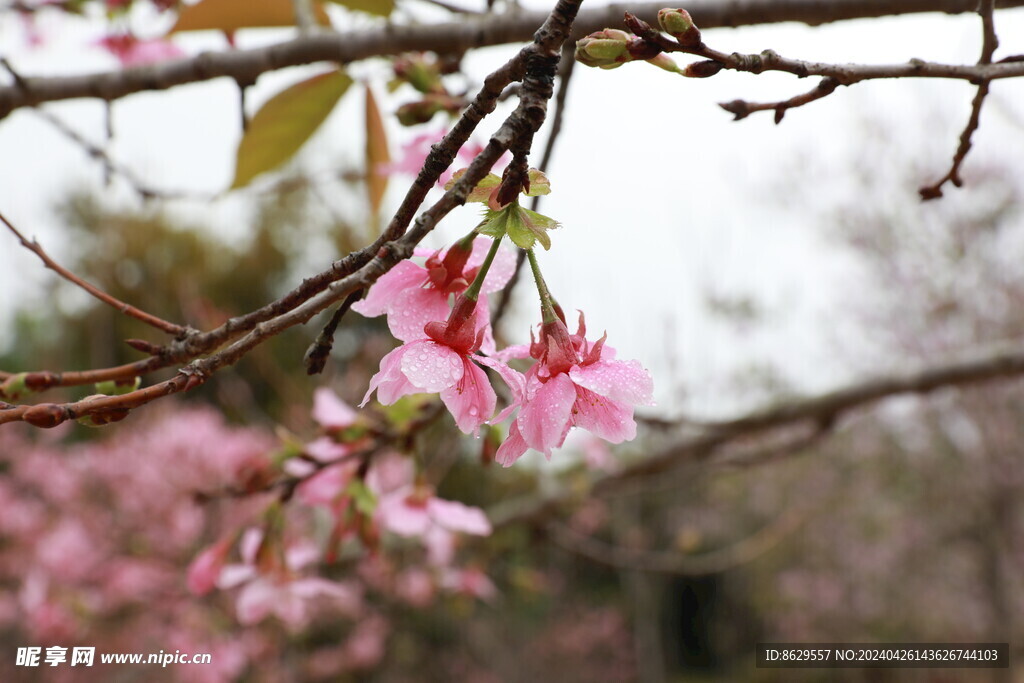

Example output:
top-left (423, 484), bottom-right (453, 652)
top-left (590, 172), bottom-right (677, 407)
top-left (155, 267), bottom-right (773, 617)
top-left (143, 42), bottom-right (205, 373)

top-left (0, 0), bottom-right (1022, 681)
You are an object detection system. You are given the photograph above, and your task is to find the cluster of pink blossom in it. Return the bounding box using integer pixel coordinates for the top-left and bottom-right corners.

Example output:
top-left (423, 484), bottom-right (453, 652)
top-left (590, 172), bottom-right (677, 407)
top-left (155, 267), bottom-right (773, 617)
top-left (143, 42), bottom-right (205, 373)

top-left (0, 390), bottom-right (502, 681)
top-left (356, 228), bottom-right (654, 466)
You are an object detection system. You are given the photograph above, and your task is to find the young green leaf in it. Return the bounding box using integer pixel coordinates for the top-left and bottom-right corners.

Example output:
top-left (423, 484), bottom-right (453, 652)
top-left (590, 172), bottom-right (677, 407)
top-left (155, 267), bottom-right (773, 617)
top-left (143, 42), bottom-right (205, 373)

top-left (231, 69), bottom-right (353, 189)
top-left (476, 204), bottom-right (560, 250)
top-left (346, 480), bottom-right (378, 516)
top-left (445, 169), bottom-right (502, 203)
top-left (524, 168), bottom-right (551, 197)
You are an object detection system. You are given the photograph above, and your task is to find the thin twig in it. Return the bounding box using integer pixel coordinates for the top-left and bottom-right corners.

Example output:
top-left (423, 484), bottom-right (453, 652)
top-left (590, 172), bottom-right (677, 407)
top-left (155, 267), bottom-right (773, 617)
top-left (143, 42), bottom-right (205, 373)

top-left (547, 485), bottom-right (818, 574)
top-left (919, 0), bottom-right (999, 199)
top-left (720, 76), bottom-right (838, 123)
top-left (0, 210), bottom-right (190, 337)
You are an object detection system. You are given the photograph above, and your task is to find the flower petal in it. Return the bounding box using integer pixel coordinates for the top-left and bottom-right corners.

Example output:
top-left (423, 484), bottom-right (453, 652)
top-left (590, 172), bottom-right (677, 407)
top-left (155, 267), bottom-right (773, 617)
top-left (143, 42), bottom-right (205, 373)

top-left (386, 287), bottom-right (452, 342)
top-left (569, 359), bottom-right (654, 406)
top-left (440, 359), bottom-right (495, 435)
top-left (572, 387), bottom-right (637, 444)
top-left (235, 579), bottom-right (277, 625)
top-left (376, 492), bottom-right (430, 537)
top-left (400, 341), bottom-right (463, 393)
top-left (428, 498), bottom-right (492, 536)
top-left (303, 436), bottom-right (352, 463)
top-left (496, 420), bottom-right (529, 467)
top-left (476, 355), bottom-right (526, 424)
top-left (518, 372), bottom-right (576, 455)
top-left (351, 260), bottom-right (427, 318)
top-left (312, 387), bottom-right (357, 428)
top-left (362, 345), bottom-right (417, 406)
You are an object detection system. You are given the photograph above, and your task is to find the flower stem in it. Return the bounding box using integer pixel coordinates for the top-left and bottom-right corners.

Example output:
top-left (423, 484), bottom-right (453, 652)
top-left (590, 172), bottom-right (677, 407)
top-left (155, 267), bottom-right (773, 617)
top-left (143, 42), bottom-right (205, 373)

top-left (463, 235), bottom-right (503, 302)
top-left (526, 248), bottom-right (558, 323)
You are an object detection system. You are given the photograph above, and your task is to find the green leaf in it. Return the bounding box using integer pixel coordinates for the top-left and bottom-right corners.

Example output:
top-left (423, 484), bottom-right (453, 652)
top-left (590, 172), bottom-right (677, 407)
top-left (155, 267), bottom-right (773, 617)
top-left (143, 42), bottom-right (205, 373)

top-left (524, 168), bottom-right (551, 197)
top-left (445, 169), bottom-right (501, 203)
top-left (346, 480), bottom-right (378, 516)
top-left (231, 69), bottom-right (353, 189)
top-left (476, 205), bottom-right (513, 240)
top-left (380, 394), bottom-right (432, 429)
top-left (476, 204), bottom-right (560, 250)
top-left (324, 0), bottom-right (394, 17)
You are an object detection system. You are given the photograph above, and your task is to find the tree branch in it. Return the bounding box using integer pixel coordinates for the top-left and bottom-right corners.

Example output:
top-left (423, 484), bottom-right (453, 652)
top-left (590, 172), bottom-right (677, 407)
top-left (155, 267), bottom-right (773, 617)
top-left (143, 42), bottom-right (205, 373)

top-left (919, 0), bottom-right (1001, 199)
top-left (1, 0), bottom-right (1020, 117)
top-left (0, 210), bottom-right (191, 338)
top-left (489, 340), bottom-right (1024, 528)
top-left (0, 0), bottom-right (585, 428)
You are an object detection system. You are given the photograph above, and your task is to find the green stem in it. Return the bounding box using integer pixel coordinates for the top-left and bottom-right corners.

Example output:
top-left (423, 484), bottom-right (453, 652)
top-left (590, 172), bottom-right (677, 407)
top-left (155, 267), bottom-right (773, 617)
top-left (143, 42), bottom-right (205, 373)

top-left (526, 248), bottom-right (558, 323)
top-left (463, 235), bottom-right (503, 301)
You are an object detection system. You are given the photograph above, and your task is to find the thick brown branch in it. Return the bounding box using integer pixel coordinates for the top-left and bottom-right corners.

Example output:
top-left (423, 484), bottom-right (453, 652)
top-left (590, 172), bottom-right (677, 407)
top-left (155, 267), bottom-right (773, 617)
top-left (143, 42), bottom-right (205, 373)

top-left (0, 0), bottom-right (1020, 117)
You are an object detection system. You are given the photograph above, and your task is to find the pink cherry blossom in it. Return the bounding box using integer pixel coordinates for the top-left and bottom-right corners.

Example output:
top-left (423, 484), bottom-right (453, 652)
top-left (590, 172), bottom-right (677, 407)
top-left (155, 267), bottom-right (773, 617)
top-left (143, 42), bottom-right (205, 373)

top-left (376, 486), bottom-right (492, 539)
top-left (496, 313), bottom-right (654, 466)
top-left (217, 529), bottom-right (362, 629)
top-left (378, 127), bottom-right (508, 185)
top-left (375, 484), bottom-right (492, 566)
top-left (95, 34), bottom-right (184, 67)
top-left (352, 237), bottom-right (516, 343)
top-left (360, 297), bottom-right (522, 435)
top-left (186, 537), bottom-right (232, 596)
top-left (312, 387), bottom-right (358, 429)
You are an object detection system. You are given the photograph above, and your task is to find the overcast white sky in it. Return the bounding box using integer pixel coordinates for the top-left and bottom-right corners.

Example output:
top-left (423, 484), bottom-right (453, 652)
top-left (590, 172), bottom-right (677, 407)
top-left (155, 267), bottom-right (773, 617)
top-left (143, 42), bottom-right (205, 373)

top-left (1, 1), bottom-right (1023, 419)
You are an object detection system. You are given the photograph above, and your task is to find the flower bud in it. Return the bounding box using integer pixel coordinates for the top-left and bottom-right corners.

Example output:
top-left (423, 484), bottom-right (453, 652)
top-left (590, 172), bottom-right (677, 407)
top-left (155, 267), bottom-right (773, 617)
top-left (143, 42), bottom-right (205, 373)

top-left (658, 8), bottom-right (702, 47)
top-left (683, 60), bottom-right (724, 78)
top-left (393, 55), bottom-right (443, 94)
top-left (23, 403), bottom-right (67, 429)
top-left (574, 30), bottom-right (631, 68)
top-left (0, 372), bottom-right (27, 400)
top-left (395, 99), bottom-right (444, 126)
top-left (646, 53), bottom-right (682, 74)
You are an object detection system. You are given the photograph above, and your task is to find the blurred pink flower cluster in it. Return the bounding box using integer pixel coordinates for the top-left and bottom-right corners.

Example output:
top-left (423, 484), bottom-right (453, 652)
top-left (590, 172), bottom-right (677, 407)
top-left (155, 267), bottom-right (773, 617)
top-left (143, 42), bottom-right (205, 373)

top-left (0, 391), bottom-right (499, 681)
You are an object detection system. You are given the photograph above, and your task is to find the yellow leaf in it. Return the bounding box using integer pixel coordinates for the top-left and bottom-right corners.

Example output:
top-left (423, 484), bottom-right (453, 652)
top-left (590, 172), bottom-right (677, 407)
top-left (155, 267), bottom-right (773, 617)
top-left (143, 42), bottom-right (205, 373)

top-left (173, 0), bottom-right (330, 34)
top-left (324, 0), bottom-right (394, 18)
top-left (231, 70), bottom-right (353, 189)
top-left (364, 84), bottom-right (390, 218)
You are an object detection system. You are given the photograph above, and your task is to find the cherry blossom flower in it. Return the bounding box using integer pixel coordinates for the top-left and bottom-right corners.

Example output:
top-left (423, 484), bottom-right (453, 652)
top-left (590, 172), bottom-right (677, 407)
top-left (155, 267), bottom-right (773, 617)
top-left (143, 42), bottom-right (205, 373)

top-left (186, 538), bottom-right (232, 596)
top-left (312, 387), bottom-right (358, 430)
top-left (376, 483), bottom-right (492, 566)
top-left (360, 296), bottom-right (523, 434)
top-left (216, 529), bottom-right (362, 629)
top-left (496, 313), bottom-right (654, 466)
top-left (378, 127), bottom-right (507, 185)
top-left (352, 236), bottom-right (516, 343)
top-left (95, 34), bottom-right (184, 67)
